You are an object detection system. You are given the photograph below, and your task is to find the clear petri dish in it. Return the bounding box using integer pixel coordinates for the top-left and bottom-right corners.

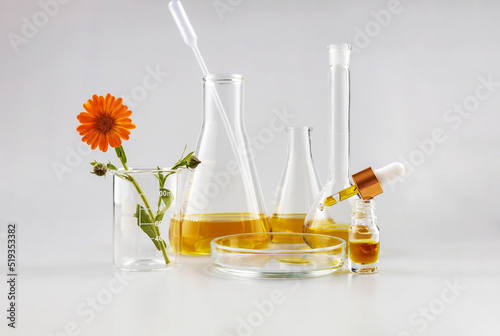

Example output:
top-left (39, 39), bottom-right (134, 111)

top-left (210, 232), bottom-right (345, 278)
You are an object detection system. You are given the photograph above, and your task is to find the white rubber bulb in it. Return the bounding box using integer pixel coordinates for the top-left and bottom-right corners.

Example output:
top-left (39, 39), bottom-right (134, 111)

top-left (374, 162), bottom-right (405, 187)
top-left (169, 0), bottom-right (197, 48)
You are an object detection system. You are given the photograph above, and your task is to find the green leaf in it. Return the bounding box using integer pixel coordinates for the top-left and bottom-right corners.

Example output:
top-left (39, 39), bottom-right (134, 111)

top-left (171, 149), bottom-right (195, 170)
top-left (107, 161), bottom-right (118, 170)
top-left (155, 167), bottom-right (166, 186)
top-left (155, 207), bottom-right (167, 223)
top-left (182, 152), bottom-right (195, 165)
top-left (90, 160), bottom-right (98, 167)
top-left (134, 204), bottom-right (166, 251)
top-left (160, 188), bottom-right (173, 210)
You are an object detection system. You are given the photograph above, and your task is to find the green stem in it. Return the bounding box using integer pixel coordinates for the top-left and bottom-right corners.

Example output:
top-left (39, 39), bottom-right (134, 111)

top-left (116, 147), bottom-right (170, 265)
top-left (156, 173), bottom-right (170, 212)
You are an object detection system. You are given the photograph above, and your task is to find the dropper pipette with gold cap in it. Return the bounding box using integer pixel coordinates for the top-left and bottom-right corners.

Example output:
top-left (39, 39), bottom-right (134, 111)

top-left (319, 162), bottom-right (405, 210)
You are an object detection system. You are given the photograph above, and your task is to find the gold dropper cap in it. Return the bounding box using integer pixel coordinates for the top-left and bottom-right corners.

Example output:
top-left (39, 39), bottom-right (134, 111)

top-left (352, 167), bottom-right (383, 200)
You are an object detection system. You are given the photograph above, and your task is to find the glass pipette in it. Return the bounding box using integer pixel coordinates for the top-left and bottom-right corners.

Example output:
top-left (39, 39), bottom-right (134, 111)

top-left (168, 0), bottom-right (260, 211)
top-left (319, 162), bottom-right (405, 210)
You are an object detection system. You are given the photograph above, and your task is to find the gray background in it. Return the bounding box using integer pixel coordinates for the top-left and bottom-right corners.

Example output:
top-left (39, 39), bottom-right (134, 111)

top-left (0, 1), bottom-right (499, 332)
top-left (1, 0), bottom-right (499, 263)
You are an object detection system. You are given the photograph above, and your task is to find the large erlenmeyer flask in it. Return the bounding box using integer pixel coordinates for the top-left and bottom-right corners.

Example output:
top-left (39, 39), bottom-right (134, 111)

top-left (270, 127), bottom-right (321, 243)
top-left (178, 74), bottom-right (269, 255)
top-left (304, 44), bottom-right (357, 251)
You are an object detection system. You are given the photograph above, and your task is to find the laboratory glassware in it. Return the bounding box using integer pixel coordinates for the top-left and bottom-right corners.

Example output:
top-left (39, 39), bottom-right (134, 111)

top-left (112, 168), bottom-right (183, 271)
top-left (177, 74), bottom-right (269, 255)
top-left (349, 199), bottom-right (379, 273)
top-left (304, 44), bottom-right (355, 250)
top-left (211, 232), bottom-right (345, 278)
top-left (319, 163), bottom-right (405, 209)
top-left (270, 127), bottom-right (321, 243)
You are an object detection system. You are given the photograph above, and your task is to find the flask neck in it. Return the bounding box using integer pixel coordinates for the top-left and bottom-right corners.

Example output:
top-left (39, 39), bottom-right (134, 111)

top-left (327, 44), bottom-right (352, 186)
top-left (190, 73), bottom-right (268, 217)
top-left (203, 74), bottom-right (244, 127)
top-left (286, 127), bottom-right (314, 163)
top-left (328, 64), bottom-right (351, 184)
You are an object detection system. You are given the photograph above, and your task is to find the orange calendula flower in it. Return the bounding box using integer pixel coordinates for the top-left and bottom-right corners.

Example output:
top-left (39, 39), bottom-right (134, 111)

top-left (77, 94), bottom-right (136, 152)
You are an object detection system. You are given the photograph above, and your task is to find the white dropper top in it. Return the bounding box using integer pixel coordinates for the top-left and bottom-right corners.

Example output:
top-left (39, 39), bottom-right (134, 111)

top-left (168, 0), bottom-right (260, 212)
top-left (318, 162), bottom-right (405, 210)
top-left (374, 162), bottom-right (405, 188)
top-left (352, 161), bottom-right (405, 200)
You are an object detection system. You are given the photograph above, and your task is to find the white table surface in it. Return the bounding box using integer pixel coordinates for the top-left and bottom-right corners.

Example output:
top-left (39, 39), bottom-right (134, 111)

top-left (2, 232), bottom-right (499, 336)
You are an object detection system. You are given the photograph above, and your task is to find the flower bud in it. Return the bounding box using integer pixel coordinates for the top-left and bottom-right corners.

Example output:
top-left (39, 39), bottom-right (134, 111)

top-left (187, 155), bottom-right (201, 169)
top-left (92, 162), bottom-right (107, 176)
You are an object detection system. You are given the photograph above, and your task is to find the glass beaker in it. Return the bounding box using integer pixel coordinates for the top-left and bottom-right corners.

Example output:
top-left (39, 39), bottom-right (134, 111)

top-left (112, 168), bottom-right (183, 271)
top-left (270, 127), bottom-right (321, 243)
top-left (176, 74), bottom-right (269, 255)
top-left (304, 44), bottom-right (357, 252)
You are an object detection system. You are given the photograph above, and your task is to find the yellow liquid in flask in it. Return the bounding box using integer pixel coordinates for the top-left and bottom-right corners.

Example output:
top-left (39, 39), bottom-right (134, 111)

top-left (268, 214), bottom-right (307, 243)
top-left (172, 213), bottom-right (270, 255)
top-left (304, 220), bottom-right (349, 254)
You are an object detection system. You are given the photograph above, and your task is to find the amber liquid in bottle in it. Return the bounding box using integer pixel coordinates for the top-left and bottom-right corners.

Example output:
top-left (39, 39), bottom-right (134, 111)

top-left (349, 240), bottom-right (379, 264)
top-left (268, 214), bottom-right (307, 243)
top-left (171, 213), bottom-right (269, 255)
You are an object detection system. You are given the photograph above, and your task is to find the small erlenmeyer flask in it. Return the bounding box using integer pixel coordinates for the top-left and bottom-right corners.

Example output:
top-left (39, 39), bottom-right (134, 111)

top-left (304, 44), bottom-right (357, 252)
top-left (270, 127), bottom-right (321, 243)
top-left (177, 74), bottom-right (269, 255)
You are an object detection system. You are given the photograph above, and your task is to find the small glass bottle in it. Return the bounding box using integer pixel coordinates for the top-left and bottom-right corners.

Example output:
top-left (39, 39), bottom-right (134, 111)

top-left (349, 199), bottom-right (379, 273)
top-left (270, 127), bottom-right (321, 243)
